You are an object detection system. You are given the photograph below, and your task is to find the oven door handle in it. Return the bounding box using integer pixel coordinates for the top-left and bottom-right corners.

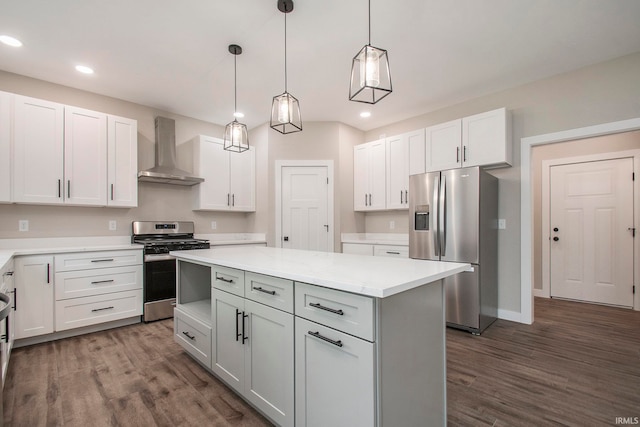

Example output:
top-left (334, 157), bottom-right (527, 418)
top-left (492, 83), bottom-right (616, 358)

top-left (144, 254), bottom-right (176, 262)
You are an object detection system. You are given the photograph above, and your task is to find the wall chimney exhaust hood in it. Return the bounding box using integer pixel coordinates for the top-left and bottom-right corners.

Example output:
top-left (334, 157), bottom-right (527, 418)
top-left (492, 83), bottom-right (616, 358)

top-left (138, 117), bottom-right (204, 186)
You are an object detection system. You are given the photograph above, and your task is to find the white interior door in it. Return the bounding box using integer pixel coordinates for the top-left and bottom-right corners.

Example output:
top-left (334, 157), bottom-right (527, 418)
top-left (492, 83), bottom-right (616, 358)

top-left (550, 158), bottom-right (634, 306)
top-left (281, 166), bottom-right (329, 252)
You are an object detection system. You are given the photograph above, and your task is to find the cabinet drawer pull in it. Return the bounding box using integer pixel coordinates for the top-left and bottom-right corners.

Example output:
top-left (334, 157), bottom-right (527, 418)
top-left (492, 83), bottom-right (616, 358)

top-left (309, 302), bottom-right (344, 316)
top-left (90, 279), bottom-right (115, 285)
top-left (253, 286), bottom-right (276, 296)
top-left (386, 251), bottom-right (401, 255)
top-left (91, 306), bottom-right (114, 313)
top-left (308, 331), bottom-right (343, 348)
top-left (216, 276), bottom-right (234, 284)
top-left (182, 331), bottom-right (195, 340)
top-left (91, 259), bottom-right (114, 263)
top-left (2, 271), bottom-right (13, 276)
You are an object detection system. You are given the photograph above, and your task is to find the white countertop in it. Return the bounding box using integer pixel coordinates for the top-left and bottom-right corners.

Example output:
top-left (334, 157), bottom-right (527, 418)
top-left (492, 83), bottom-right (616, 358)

top-left (170, 246), bottom-right (469, 298)
top-left (341, 233), bottom-right (409, 246)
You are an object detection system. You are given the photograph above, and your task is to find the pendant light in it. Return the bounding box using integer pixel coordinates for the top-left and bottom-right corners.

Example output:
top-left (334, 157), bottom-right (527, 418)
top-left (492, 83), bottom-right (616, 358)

top-left (224, 44), bottom-right (249, 152)
top-left (270, 0), bottom-right (302, 134)
top-left (348, 0), bottom-right (392, 104)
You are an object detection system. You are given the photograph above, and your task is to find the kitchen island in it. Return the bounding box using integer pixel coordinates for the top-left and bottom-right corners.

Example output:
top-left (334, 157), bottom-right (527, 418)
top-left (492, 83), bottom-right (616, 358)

top-left (170, 246), bottom-right (469, 427)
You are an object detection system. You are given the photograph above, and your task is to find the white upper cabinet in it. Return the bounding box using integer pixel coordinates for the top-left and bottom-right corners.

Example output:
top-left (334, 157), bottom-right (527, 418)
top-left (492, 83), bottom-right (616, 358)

top-left (107, 115), bottom-right (138, 207)
top-left (191, 135), bottom-right (255, 212)
top-left (425, 108), bottom-right (512, 172)
top-left (385, 134), bottom-right (409, 210)
top-left (407, 129), bottom-right (426, 176)
top-left (64, 106), bottom-right (107, 206)
top-left (425, 118), bottom-right (463, 172)
top-left (13, 95), bottom-right (65, 204)
top-left (0, 91), bottom-right (11, 203)
top-left (462, 108), bottom-right (512, 168)
top-left (354, 139), bottom-right (385, 211)
top-left (11, 93), bottom-right (138, 207)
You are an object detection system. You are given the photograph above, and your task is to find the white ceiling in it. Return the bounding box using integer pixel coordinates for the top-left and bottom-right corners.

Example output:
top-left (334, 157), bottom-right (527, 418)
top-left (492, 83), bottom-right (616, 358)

top-left (1, 0), bottom-right (640, 131)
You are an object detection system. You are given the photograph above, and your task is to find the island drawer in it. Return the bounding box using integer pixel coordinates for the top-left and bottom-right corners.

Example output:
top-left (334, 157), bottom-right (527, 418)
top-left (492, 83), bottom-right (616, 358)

top-left (55, 250), bottom-right (142, 272)
top-left (54, 289), bottom-right (142, 331)
top-left (373, 245), bottom-right (408, 258)
top-left (245, 272), bottom-right (294, 313)
top-left (55, 265), bottom-right (142, 300)
top-left (174, 308), bottom-right (212, 369)
top-left (212, 265), bottom-right (245, 296)
top-left (295, 282), bottom-right (375, 341)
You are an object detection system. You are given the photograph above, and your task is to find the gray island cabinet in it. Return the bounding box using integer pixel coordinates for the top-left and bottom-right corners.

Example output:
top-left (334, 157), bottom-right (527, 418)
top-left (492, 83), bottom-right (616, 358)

top-left (170, 246), bottom-right (469, 427)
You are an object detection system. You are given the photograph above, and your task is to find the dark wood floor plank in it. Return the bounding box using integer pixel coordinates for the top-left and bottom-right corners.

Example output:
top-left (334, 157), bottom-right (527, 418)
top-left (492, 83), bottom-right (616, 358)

top-left (3, 297), bottom-right (639, 426)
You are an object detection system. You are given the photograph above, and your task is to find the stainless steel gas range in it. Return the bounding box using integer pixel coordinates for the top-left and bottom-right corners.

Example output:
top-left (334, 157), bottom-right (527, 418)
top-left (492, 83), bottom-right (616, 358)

top-left (132, 221), bottom-right (209, 322)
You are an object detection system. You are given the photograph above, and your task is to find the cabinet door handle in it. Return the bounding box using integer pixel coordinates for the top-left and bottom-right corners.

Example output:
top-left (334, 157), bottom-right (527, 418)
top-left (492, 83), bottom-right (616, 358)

top-left (308, 331), bottom-right (343, 348)
top-left (90, 279), bottom-right (115, 285)
top-left (235, 308), bottom-right (241, 342)
top-left (456, 147), bottom-right (460, 163)
top-left (405, 190), bottom-right (408, 204)
top-left (400, 190), bottom-right (403, 204)
top-left (3, 316), bottom-right (8, 343)
top-left (91, 259), bottom-right (114, 263)
top-left (364, 194), bottom-right (367, 206)
top-left (47, 263), bottom-right (50, 284)
top-left (309, 302), bottom-right (344, 316)
top-left (232, 194), bottom-right (235, 207)
top-left (91, 306), bottom-right (114, 313)
top-left (242, 312), bottom-right (249, 344)
top-left (110, 184), bottom-right (114, 200)
top-left (13, 287), bottom-right (16, 311)
top-left (67, 180), bottom-right (71, 198)
top-left (216, 275), bottom-right (234, 284)
top-left (227, 193), bottom-right (230, 206)
top-left (58, 179), bottom-right (61, 198)
top-left (253, 286), bottom-right (276, 296)
top-left (463, 146), bottom-right (467, 162)
top-left (182, 331), bottom-right (195, 340)
top-left (369, 194), bottom-right (372, 206)
top-left (386, 251), bottom-right (401, 255)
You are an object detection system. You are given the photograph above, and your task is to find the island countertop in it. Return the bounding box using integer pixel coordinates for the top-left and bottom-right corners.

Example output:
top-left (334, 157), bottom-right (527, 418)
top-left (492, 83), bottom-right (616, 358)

top-left (170, 246), bottom-right (469, 298)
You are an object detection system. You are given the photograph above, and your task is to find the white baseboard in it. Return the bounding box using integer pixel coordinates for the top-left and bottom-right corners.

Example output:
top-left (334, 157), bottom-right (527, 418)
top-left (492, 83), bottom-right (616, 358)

top-left (533, 289), bottom-right (547, 298)
top-left (497, 308), bottom-right (523, 323)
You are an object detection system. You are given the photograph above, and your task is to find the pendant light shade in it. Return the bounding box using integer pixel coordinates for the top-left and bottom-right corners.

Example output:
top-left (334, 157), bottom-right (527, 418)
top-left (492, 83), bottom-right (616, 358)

top-left (349, 0), bottom-right (392, 104)
top-left (270, 0), bottom-right (302, 134)
top-left (224, 44), bottom-right (249, 152)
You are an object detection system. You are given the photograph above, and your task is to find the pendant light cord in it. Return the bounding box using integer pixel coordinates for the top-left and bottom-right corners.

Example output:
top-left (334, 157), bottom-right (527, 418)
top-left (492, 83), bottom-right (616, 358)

top-left (368, 0), bottom-right (371, 45)
top-left (234, 53), bottom-right (238, 115)
top-left (284, 12), bottom-right (288, 92)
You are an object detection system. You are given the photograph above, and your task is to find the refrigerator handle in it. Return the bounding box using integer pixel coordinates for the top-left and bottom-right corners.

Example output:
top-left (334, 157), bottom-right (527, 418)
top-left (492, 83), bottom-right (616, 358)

top-left (433, 175), bottom-right (440, 256)
top-left (440, 175), bottom-right (447, 256)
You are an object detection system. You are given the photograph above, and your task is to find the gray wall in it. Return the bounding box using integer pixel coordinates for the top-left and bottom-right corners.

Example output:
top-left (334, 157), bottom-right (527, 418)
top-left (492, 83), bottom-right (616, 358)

top-left (363, 51), bottom-right (640, 314)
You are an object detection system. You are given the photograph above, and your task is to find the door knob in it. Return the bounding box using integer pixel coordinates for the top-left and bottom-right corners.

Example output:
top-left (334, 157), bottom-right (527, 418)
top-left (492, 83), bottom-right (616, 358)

top-left (553, 227), bottom-right (559, 232)
top-left (553, 237), bottom-right (559, 241)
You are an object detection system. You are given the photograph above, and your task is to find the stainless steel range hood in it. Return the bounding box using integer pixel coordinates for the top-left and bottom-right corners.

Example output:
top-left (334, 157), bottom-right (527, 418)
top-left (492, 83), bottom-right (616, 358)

top-left (138, 117), bottom-right (204, 186)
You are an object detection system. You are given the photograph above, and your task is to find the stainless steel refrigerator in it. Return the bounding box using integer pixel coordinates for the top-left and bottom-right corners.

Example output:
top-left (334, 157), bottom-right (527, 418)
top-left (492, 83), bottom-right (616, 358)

top-left (409, 167), bottom-right (498, 334)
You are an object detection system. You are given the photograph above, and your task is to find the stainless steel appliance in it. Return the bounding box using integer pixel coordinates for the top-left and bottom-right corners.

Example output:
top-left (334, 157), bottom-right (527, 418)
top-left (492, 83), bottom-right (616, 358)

top-left (409, 167), bottom-right (498, 334)
top-left (132, 221), bottom-right (209, 322)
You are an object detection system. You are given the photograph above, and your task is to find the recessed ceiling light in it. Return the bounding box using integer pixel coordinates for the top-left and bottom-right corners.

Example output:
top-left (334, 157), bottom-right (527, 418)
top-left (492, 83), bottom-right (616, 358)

top-left (233, 111), bottom-right (245, 118)
top-left (75, 65), bottom-right (94, 74)
top-left (0, 35), bottom-right (23, 47)
top-left (360, 111), bottom-right (371, 118)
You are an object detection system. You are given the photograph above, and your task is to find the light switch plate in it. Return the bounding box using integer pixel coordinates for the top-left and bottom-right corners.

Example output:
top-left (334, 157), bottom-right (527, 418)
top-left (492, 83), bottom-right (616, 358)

top-left (19, 220), bottom-right (29, 232)
top-left (211, 221), bottom-right (217, 230)
top-left (498, 219), bottom-right (506, 229)
top-left (109, 220), bottom-right (117, 231)
top-left (390, 220), bottom-right (395, 230)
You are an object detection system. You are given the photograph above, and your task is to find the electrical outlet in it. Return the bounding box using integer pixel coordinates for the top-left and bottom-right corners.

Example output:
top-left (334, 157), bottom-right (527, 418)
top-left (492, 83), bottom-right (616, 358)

top-left (211, 221), bottom-right (217, 230)
top-left (498, 219), bottom-right (506, 229)
top-left (109, 220), bottom-right (117, 231)
top-left (19, 220), bottom-right (29, 232)
top-left (390, 220), bottom-right (395, 230)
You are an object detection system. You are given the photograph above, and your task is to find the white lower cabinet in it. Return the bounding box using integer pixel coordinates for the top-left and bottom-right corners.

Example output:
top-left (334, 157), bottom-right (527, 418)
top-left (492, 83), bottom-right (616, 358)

top-left (294, 317), bottom-right (375, 427)
top-left (174, 308), bottom-right (212, 368)
top-left (212, 287), bottom-right (294, 427)
top-left (343, 242), bottom-right (408, 258)
top-left (13, 249), bottom-right (142, 342)
top-left (1, 259), bottom-right (15, 387)
top-left (14, 255), bottom-right (54, 339)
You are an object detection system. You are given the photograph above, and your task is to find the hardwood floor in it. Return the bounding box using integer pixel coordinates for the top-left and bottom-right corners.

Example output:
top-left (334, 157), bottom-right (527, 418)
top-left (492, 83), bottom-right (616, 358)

top-left (3, 297), bottom-right (639, 426)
